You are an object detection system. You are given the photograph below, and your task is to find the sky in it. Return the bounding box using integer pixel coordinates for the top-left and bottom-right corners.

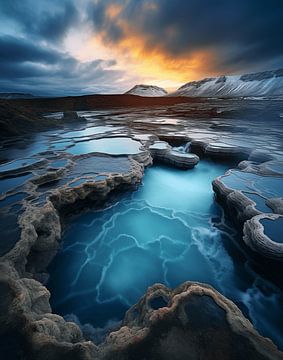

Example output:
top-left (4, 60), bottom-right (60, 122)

top-left (0, 0), bottom-right (283, 96)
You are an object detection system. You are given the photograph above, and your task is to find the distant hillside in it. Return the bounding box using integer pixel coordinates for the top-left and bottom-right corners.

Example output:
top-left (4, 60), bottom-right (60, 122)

top-left (0, 92), bottom-right (36, 99)
top-left (126, 85), bottom-right (168, 96)
top-left (170, 69), bottom-right (283, 97)
top-left (0, 95), bottom-right (211, 137)
top-left (9, 94), bottom-right (199, 113)
top-left (0, 100), bottom-right (51, 137)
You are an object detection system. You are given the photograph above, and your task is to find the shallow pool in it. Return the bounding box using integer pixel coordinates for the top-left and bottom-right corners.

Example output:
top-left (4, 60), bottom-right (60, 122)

top-left (48, 160), bottom-right (283, 349)
top-left (67, 137), bottom-right (144, 155)
top-left (260, 218), bottom-right (283, 243)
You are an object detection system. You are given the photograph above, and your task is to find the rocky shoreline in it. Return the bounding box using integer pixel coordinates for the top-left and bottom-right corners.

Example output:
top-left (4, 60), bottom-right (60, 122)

top-left (1, 107), bottom-right (283, 359)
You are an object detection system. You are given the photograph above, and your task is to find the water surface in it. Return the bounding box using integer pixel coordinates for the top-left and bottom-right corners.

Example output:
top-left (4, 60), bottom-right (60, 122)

top-left (48, 160), bottom-right (283, 348)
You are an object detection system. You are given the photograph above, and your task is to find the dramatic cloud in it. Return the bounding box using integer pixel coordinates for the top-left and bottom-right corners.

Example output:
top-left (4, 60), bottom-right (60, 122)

top-left (0, 0), bottom-right (79, 42)
top-left (0, 0), bottom-right (282, 95)
top-left (0, 34), bottom-right (124, 96)
top-left (87, 0), bottom-right (283, 74)
top-left (0, 1), bottom-right (131, 95)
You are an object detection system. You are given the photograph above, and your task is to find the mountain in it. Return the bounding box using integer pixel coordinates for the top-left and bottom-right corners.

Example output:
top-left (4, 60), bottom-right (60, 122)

top-left (0, 93), bottom-right (36, 99)
top-left (126, 84), bottom-right (168, 96)
top-left (170, 69), bottom-right (283, 97)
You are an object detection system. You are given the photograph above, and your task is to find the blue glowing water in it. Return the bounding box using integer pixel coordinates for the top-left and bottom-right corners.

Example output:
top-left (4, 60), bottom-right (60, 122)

top-left (48, 161), bottom-right (283, 349)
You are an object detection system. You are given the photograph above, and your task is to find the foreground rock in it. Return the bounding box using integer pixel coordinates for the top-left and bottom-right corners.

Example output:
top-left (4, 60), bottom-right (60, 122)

top-left (1, 100), bottom-right (283, 359)
top-left (100, 282), bottom-right (282, 360)
top-left (244, 214), bottom-right (283, 261)
top-left (149, 141), bottom-right (199, 169)
top-left (0, 275), bottom-right (282, 360)
top-left (213, 158), bottom-right (283, 261)
top-left (62, 111), bottom-right (85, 122)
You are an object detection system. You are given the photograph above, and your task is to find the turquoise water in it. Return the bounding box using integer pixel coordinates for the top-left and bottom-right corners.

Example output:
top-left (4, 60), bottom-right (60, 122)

top-left (48, 161), bottom-right (283, 348)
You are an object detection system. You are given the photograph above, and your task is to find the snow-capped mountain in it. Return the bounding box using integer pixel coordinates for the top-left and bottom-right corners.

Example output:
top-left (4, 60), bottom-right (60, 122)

top-left (126, 85), bottom-right (168, 97)
top-left (170, 69), bottom-right (283, 97)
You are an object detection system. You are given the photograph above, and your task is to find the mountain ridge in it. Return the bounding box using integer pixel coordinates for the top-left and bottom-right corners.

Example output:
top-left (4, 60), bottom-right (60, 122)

top-left (125, 84), bottom-right (168, 96)
top-left (170, 68), bottom-right (283, 97)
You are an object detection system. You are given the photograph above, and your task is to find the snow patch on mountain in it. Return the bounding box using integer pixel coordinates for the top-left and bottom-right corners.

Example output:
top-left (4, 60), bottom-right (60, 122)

top-left (170, 69), bottom-right (283, 97)
top-left (126, 85), bottom-right (168, 97)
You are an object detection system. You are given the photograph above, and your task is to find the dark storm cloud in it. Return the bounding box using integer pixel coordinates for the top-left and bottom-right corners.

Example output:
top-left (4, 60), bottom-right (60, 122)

top-left (0, 33), bottom-right (122, 96)
top-left (0, 35), bottom-right (60, 64)
top-left (0, 0), bottom-right (79, 42)
top-left (87, 0), bottom-right (283, 72)
top-left (0, 0), bottom-right (282, 95)
top-left (0, 1), bottom-right (125, 95)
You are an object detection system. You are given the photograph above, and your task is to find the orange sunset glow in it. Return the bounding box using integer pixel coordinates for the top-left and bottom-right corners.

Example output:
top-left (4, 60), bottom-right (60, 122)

top-left (1, 0), bottom-right (282, 96)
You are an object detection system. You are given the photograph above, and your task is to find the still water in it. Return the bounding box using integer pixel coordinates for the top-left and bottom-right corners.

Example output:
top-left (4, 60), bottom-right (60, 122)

top-left (48, 160), bottom-right (283, 348)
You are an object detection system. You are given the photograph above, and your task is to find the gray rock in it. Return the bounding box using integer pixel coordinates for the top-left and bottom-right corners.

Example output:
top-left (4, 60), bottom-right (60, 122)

top-left (149, 141), bottom-right (199, 169)
top-left (100, 282), bottom-right (282, 360)
top-left (243, 214), bottom-right (283, 261)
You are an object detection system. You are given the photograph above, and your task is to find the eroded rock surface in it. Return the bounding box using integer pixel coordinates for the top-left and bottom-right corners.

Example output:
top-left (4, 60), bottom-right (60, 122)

top-left (213, 159), bottom-right (283, 261)
top-left (1, 273), bottom-right (282, 360)
top-left (99, 283), bottom-right (282, 360)
top-left (149, 141), bottom-right (199, 168)
top-left (243, 214), bottom-right (283, 260)
top-left (1, 99), bottom-right (283, 359)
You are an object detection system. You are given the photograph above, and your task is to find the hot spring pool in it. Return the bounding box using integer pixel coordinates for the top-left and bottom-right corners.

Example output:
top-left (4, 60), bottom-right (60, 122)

top-left (47, 160), bottom-right (283, 348)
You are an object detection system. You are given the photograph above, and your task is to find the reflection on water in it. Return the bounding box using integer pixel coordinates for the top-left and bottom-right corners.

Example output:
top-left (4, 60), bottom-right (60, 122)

top-left (260, 218), bottom-right (283, 244)
top-left (68, 137), bottom-right (144, 155)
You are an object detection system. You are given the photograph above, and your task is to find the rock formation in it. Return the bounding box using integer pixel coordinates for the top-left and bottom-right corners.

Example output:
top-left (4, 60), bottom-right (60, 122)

top-left (149, 141), bottom-right (199, 169)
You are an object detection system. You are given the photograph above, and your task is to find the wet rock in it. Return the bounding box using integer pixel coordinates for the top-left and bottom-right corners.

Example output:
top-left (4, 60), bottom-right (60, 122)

top-left (248, 150), bottom-right (275, 164)
top-left (149, 141), bottom-right (199, 169)
top-left (213, 167), bottom-right (283, 217)
top-left (266, 198), bottom-right (283, 214)
top-left (2, 156), bottom-right (144, 277)
top-left (100, 282), bottom-right (282, 360)
top-left (0, 264), bottom-right (97, 360)
top-left (1, 100), bottom-right (283, 360)
top-left (239, 159), bottom-right (283, 177)
top-left (2, 200), bottom-right (61, 276)
top-left (3, 271), bottom-right (282, 359)
top-left (212, 167), bottom-right (283, 261)
top-left (243, 214), bottom-right (283, 261)
top-left (205, 142), bottom-right (250, 160)
top-left (189, 139), bottom-right (250, 160)
top-left (62, 111), bottom-right (85, 122)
